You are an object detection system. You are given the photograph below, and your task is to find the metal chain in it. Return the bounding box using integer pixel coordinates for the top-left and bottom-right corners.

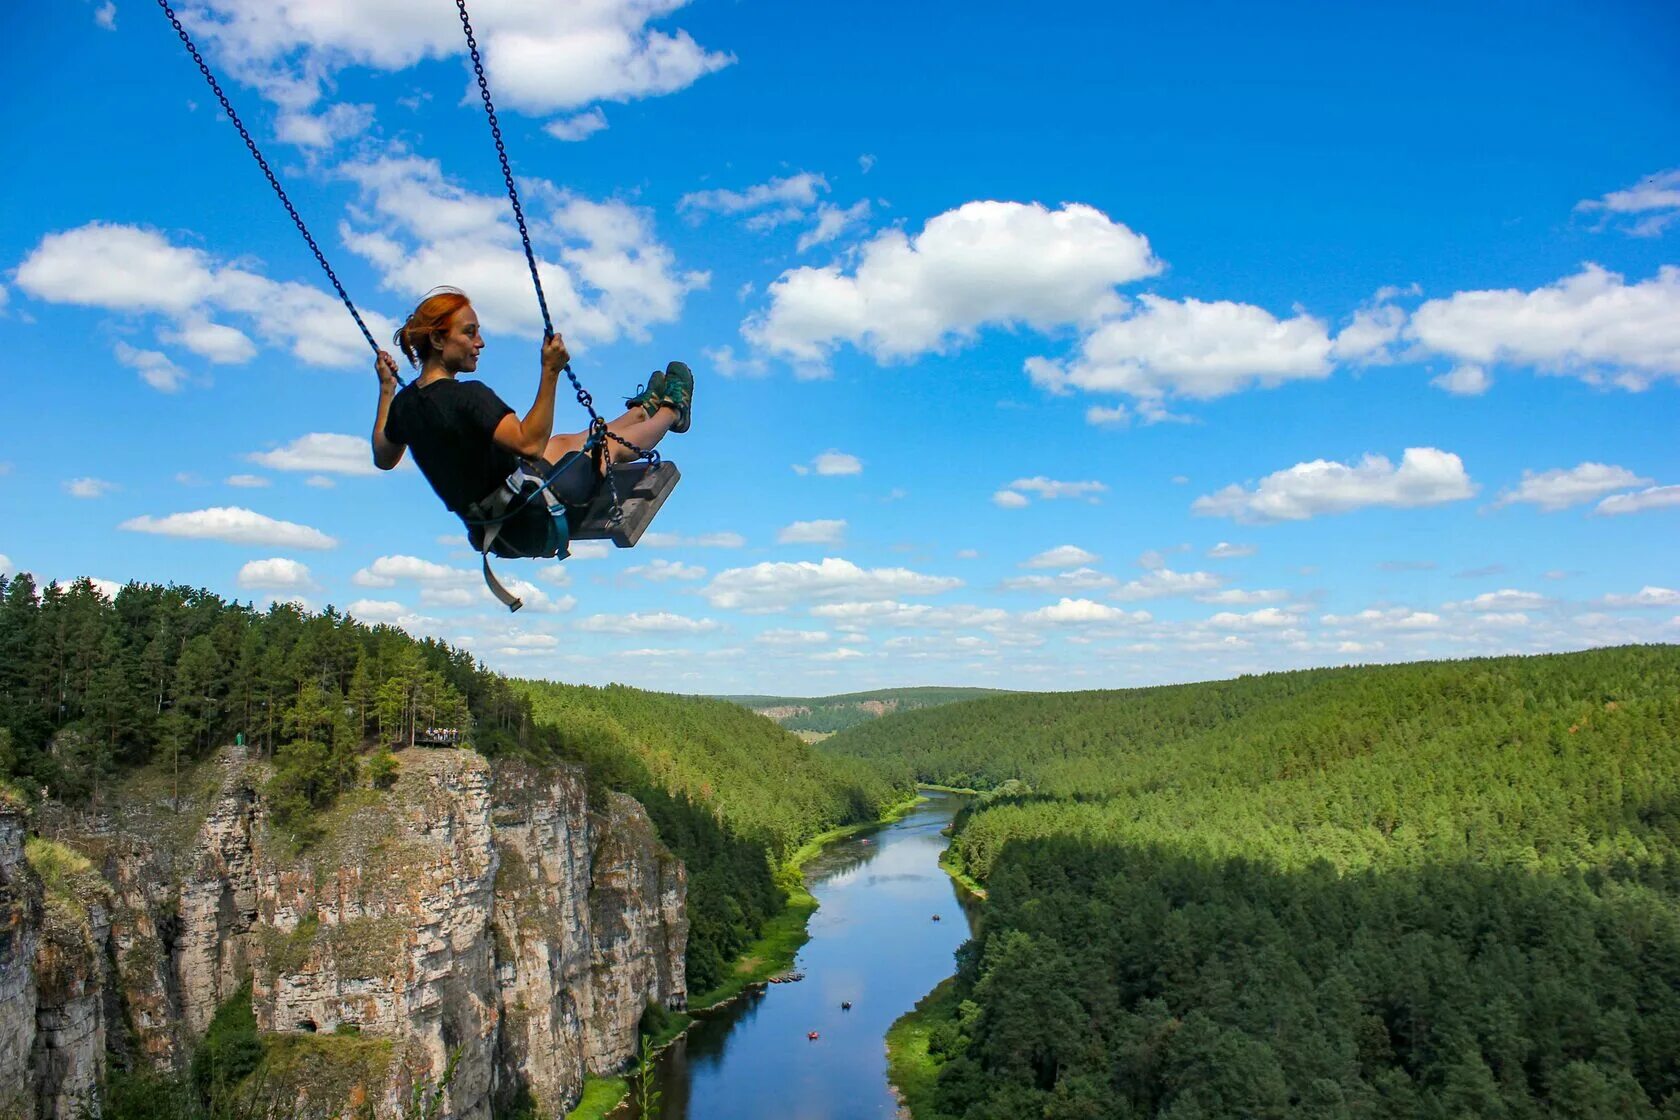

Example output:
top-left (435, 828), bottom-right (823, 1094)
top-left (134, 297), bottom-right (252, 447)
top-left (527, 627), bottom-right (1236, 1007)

top-left (153, 0), bottom-right (394, 381)
top-left (454, 0), bottom-right (661, 524)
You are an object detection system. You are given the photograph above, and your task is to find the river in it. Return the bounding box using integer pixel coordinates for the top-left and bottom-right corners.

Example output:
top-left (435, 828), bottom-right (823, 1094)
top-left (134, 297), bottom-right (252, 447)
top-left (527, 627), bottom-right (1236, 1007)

top-left (633, 790), bottom-right (976, 1119)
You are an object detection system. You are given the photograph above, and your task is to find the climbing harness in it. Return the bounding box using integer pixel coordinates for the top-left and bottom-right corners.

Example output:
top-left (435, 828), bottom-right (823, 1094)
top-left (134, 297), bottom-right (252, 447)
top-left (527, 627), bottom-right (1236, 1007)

top-left (156, 0), bottom-right (681, 612)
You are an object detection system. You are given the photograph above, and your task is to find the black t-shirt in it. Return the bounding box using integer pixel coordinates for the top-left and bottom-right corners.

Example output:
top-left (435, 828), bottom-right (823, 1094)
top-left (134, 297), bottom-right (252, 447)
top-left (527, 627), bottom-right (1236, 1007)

top-left (385, 378), bottom-right (517, 513)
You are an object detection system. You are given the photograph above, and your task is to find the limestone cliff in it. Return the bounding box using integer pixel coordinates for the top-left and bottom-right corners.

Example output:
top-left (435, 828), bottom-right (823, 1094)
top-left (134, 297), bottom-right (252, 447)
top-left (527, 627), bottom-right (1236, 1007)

top-left (3, 746), bottom-right (686, 1119)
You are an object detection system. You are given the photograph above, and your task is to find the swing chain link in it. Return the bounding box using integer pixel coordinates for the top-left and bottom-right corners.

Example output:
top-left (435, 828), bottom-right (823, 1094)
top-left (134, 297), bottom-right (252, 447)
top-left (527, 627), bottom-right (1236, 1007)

top-left (153, 0), bottom-right (388, 375)
top-left (455, 0), bottom-right (657, 528)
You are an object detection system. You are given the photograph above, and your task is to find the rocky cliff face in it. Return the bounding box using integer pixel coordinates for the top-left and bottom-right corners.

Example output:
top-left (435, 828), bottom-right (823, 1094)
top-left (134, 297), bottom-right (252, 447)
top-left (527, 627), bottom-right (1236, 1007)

top-left (5, 746), bottom-right (686, 1119)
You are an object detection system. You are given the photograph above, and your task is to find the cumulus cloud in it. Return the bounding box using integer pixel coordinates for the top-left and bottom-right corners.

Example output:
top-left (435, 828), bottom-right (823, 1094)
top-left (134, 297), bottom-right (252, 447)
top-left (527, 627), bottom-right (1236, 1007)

top-left (808, 601), bottom-right (1008, 630)
top-left (638, 531), bottom-right (745, 549)
top-left (745, 201), bottom-right (1160, 366)
top-left (1207, 541), bottom-right (1256, 559)
top-left (225, 474), bottom-right (270, 489)
top-left (249, 433), bottom-right (383, 476)
top-left (1493, 463), bottom-right (1652, 511)
top-left (991, 490), bottom-right (1030, 509)
top-left (1201, 606), bottom-right (1304, 630)
top-left (1021, 545), bottom-right (1098, 569)
top-left (999, 568), bottom-right (1117, 594)
top-left (94, 2), bottom-right (116, 29)
top-left (237, 557), bottom-right (316, 591)
top-left (755, 629), bottom-right (831, 646)
top-left (792, 450), bottom-right (862, 476)
top-left (681, 172), bottom-right (828, 226)
top-left (352, 555), bottom-right (476, 589)
top-left (1320, 608), bottom-right (1444, 632)
top-left (1576, 168), bottom-right (1680, 237)
top-left (797, 200), bottom-right (873, 253)
top-left (1020, 598), bottom-right (1150, 627)
top-left (1431, 364), bottom-right (1491, 396)
top-left (177, 0), bottom-right (730, 140)
top-left (1600, 587), bottom-right (1680, 609)
top-left (1192, 448), bottom-right (1476, 523)
top-left (340, 155), bottom-right (705, 347)
top-left (1595, 485), bottom-right (1680, 516)
top-left (17, 223), bottom-right (396, 369)
top-left (121, 507), bottom-right (336, 549)
top-left (625, 558), bottom-right (706, 581)
top-left (1447, 589), bottom-right (1552, 611)
top-left (1111, 567), bottom-right (1224, 601)
top-left (1406, 264), bottom-right (1680, 389)
top-left (778, 519), bottom-right (846, 545)
top-left (994, 477), bottom-right (1107, 507)
top-left (114, 342), bottom-right (190, 393)
top-left (64, 478), bottom-right (117, 499)
top-left (1330, 302), bottom-right (1406, 364)
top-left (1026, 295), bottom-right (1332, 407)
top-left (544, 107), bottom-right (609, 142)
top-left (575, 611), bottom-right (719, 634)
top-left (703, 558), bottom-right (961, 612)
top-left (0, 554), bottom-right (12, 576)
top-left (1196, 588), bottom-right (1289, 605)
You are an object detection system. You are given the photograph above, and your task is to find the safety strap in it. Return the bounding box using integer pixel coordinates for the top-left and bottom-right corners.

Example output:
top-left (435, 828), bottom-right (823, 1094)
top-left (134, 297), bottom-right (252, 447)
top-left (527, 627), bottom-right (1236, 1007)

top-left (466, 459), bottom-right (581, 613)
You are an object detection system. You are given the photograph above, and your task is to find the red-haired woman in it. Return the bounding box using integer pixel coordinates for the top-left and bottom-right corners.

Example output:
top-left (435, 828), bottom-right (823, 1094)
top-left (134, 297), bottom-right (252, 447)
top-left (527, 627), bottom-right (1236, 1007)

top-left (369, 287), bottom-right (690, 526)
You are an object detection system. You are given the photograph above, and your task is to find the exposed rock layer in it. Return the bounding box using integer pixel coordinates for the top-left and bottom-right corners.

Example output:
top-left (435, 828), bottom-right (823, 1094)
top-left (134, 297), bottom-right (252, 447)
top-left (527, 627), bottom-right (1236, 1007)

top-left (4, 747), bottom-right (686, 1119)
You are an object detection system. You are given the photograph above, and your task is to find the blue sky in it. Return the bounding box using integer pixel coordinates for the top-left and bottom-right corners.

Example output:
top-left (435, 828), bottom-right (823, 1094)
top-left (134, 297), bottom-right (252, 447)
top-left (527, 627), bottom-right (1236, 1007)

top-left (3, 0), bottom-right (1677, 694)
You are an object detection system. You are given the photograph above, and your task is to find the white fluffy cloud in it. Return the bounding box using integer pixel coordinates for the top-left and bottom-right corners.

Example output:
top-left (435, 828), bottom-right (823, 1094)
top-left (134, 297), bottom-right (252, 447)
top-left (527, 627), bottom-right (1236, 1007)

top-left (745, 201), bottom-right (1160, 365)
top-left (625, 559), bottom-right (706, 581)
top-left (1207, 541), bottom-right (1256, 559)
top-left (792, 450), bottom-right (863, 477)
top-left (1192, 448), bottom-right (1476, 523)
top-left (1406, 264), bottom-right (1680, 389)
top-left (681, 172), bottom-right (828, 224)
top-left (1330, 302), bottom-right (1406, 364)
top-left (353, 555), bottom-right (476, 588)
top-left (180, 0), bottom-right (730, 136)
top-left (703, 558), bottom-right (961, 612)
top-left (1431, 364), bottom-right (1491, 396)
top-left (576, 611), bottom-right (719, 634)
top-left (249, 433), bottom-right (382, 476)
top-left (114, 342), bottom-right (191, 393)
top-left (999, 568), bottom-right (1117, 594)
top-left (639, 531), bottom-right (746, 549)
top-left (121, 507), bottom-right (336, 549)
top-left (1493, 463), bottom-right (1652, 511)
top-left (1600, 587), bottom-right (1680, 609)
top-left (1020, 598), bottom-right (1151, 627)
top-left (1320, 608), bottom-right (1444, 632)
top-left (16, 223), bottom-right (393, 369)
top-left (1026, 295), bottom-right (1332, 405)
top-left (340, 155), bottom-right (705, 347)
top-left (545, 108), bottom-right (609, 142)
top-left (225, 474), bottom-right (271, 489)
top-left (64, 478), bottom-right (117, 499)
top-left (1596, 485), bottom-right (1680, 516)
top-left (1111, 567), bottom-right (1224, 601)
top-left (778, 519), bottom-right (846, 545)
top-left (1021, 545), bottom-right (1098, 570)
top-left (808, 601), bottom-right (1008, 630)
top-left (237, 557), bottom-right (316, 591)
top-left (0, 555), bottom-right (12, 576)
top-left (994, 477), bottom-right (1108, 507)
top-left (1576, 168), bottom-right (1680, 237)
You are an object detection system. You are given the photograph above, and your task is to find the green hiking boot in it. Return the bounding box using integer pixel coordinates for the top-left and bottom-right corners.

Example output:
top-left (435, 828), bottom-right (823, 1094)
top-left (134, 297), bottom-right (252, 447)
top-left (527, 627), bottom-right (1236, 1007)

top-left (624, 370), bottom-right (666, 418)
top-left (657, 360), bottom-right (693, 433)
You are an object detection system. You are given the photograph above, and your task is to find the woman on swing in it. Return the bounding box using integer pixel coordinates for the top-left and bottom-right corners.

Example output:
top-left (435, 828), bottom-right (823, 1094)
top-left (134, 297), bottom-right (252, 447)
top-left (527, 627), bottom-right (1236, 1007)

top-left (369, 287), bottom-right (691, 532)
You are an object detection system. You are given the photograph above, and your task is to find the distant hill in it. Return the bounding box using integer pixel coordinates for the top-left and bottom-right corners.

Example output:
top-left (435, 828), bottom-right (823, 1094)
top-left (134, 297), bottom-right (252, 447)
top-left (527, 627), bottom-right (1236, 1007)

top-left (716, 686), bottom-right (1008, 738)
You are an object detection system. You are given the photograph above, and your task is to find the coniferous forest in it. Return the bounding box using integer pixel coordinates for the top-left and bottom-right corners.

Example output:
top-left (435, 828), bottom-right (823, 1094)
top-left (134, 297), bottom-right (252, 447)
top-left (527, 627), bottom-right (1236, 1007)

top-left (0, 572), bottom-right (903, 1002)
top-left (827, 646), bottom-right (1680, 1118)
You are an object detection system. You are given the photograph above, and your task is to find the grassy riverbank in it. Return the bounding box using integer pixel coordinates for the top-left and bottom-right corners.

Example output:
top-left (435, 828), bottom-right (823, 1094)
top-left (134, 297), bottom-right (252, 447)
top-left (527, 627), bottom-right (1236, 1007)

top-left (885, 976), bottom-right (962, 1120)
top-left (568, 789), bottom-right (926, 1118)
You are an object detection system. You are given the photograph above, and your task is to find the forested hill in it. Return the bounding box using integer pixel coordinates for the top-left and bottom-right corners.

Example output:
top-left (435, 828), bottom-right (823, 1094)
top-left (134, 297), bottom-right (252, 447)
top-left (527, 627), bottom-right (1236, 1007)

top-left (718, 686), bottom-right (1006, 736)
top-left (849, 646), bottom-right (1680, 1118)
top-left (0, 572), bottom-right (906, 998)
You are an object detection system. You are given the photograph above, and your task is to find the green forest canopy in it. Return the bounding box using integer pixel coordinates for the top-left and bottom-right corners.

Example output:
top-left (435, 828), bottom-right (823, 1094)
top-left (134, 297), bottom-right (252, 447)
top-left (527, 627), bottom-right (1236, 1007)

top-left (0, 572), bottom-right (904, 1002)
top-left (827, 647), bottom-right (1680, 1118)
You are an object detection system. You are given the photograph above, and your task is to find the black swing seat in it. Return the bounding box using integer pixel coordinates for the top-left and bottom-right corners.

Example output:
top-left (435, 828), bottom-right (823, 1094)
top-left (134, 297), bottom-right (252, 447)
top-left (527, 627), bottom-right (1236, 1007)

top-left (568, 459), bottom-right (681, 547)
top-left (466, 455), bottom-right (681, 612)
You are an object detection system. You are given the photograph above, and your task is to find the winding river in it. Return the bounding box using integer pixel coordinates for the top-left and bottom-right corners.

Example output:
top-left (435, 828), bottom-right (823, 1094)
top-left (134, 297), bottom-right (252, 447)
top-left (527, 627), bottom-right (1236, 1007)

top-left (634, 790), bottom-right (976, 1119)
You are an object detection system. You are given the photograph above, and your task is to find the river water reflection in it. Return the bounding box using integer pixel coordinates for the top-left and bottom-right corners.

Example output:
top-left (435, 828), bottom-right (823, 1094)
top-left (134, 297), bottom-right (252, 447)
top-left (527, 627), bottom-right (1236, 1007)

top-left (635, 790), bottom-right (976, 1119)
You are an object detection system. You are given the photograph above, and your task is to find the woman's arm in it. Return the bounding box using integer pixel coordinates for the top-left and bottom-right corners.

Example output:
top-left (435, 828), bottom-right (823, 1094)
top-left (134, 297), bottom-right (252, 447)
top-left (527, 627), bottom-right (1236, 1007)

top-left (492, 334), bottom-right (570, 457)
top-left (371, 351), bottom-right (406, 470)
